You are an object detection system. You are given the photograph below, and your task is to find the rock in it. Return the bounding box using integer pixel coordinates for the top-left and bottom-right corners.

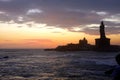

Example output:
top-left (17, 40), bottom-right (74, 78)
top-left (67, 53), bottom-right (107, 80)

top-left (3, 56), bottom-right (9, 59)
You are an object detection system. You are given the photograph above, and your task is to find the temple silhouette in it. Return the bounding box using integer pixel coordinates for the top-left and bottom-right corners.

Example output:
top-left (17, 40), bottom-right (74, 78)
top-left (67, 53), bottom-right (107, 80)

top-left (54, 37), bottom-right (93, 51)
top-left (45, 21), bottom-right (120, 52)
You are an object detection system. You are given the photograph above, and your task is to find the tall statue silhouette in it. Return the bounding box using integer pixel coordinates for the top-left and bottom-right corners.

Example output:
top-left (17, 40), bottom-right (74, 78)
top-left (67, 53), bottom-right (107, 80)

top-left (95, 21), bottom-right (110, 49)
top-left (100, 21), bottom-right (106, 38)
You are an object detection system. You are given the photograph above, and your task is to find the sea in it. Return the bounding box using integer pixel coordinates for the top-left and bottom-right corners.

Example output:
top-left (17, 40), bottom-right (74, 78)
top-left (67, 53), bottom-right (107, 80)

top-left (0, 49), bottom-right (119, 80)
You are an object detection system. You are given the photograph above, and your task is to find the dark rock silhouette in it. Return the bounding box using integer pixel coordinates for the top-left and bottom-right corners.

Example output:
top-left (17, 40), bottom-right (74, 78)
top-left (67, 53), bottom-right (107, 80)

top-left (105, 54), bottom-right (120, 80)
top-left (0, 56), bottom-right (9, 59)
top-left (3, 56), bottom-right (9, 59)
top-left (45, 21), bottom-right (120, 52)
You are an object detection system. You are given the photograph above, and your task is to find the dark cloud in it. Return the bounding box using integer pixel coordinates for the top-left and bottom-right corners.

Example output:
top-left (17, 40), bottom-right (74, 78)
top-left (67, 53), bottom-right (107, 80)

top-left (68, 21), bottom-right (120, 35)
top-left (82, 26), bottom-right (120, 35)
top-left (106, 26), bottom-right (120, 35)
top-left (0, 0), bottom-right (120, 35)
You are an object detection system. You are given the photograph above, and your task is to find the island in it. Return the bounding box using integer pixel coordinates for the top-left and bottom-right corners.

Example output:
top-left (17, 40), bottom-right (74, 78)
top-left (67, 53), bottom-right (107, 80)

top-left (45, 21), bottom-right (120, 52)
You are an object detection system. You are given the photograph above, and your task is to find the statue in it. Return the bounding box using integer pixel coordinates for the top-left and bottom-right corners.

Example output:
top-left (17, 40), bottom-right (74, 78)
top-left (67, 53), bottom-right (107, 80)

top-left (100, 21), bottom-right (106, 38)
top-left (95, 21), bottom-right (110, 48)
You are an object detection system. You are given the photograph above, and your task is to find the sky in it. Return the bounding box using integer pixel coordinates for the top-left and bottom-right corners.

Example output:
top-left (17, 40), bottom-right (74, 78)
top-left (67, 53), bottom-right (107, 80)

top-left (0, 0), bottom-right (120, 49)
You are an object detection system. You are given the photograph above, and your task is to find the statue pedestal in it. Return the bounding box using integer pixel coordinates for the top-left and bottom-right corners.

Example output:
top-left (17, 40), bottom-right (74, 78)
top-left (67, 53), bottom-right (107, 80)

top-left (93, 21), bottom-right (119, 52)
top-left (95, 38), bottom-right (110, 47)
top-left (95, 38), bottom-right (111, 51)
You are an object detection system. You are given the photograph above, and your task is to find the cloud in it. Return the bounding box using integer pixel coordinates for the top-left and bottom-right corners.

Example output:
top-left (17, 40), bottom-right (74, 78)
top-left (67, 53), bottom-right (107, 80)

top-left (68, 24), bottom-right (98, 35)
top-left (27, 8), bottom-right (43, 15)
top-left (91, 11), bottom-right (108, 16)
top-left (0, 11), bottom-right (6, 14)
top-left (0, 0), bottom-right (119, 35)
top-left (0, 0), bottom-right (12, 2)
top-left (105, 26), bottom-right (120, 34)
top-left (68, 23), bottom-right (120, 35)
top-left (17, 16), bottom-right (24, 22)
top-left (103, 14), bottom-right (120, 24)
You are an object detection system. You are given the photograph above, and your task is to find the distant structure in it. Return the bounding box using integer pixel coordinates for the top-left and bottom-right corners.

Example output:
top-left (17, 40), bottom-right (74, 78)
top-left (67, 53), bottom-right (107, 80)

top-left (95, 21), bottom-right (119, 51)
top-left (45, 21), bottom-right (120, 52)
top-left (79, 37), bottom-right (88, 46)
top-left (53, 37), bottom-right (93, 51)
top-left (95, 21), bottom-right (110, 48)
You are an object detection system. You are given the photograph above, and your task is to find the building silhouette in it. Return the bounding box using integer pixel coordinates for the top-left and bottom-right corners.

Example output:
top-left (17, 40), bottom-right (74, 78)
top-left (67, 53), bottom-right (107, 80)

top-left (79, 37), bottom-right (88, 46)
top-left (54, 37), bottom-right (93, 51)
top-left (45, 21), bottom-right (120, 52)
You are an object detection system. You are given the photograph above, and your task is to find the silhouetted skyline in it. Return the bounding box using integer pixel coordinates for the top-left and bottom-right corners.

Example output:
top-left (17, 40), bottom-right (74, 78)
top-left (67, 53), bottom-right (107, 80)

top-left (0, 0), bottom-right (120, 48)
top-left (45, 21), bottom-right (120, 52)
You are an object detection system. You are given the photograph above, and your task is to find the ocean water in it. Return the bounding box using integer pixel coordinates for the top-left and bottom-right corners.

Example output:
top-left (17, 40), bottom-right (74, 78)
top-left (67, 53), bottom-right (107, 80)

top-left (0, 49), bottom-right (119, 80)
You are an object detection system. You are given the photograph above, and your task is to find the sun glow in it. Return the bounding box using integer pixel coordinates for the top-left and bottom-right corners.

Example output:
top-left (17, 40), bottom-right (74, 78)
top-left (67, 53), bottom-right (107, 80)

top-left (0, 21), bottom-right (120, 49)
top-left (0, 21), bottom-right (80, 48)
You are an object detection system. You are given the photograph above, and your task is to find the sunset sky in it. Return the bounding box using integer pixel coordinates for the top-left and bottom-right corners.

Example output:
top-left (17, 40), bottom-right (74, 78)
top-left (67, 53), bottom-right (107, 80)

top-left (0, 0), bottom-right (120, 49)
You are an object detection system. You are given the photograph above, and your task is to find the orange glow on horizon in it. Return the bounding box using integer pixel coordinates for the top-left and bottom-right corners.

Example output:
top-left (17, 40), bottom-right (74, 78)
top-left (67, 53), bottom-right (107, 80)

top-left (0, 22), bottom-right (120, 49)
